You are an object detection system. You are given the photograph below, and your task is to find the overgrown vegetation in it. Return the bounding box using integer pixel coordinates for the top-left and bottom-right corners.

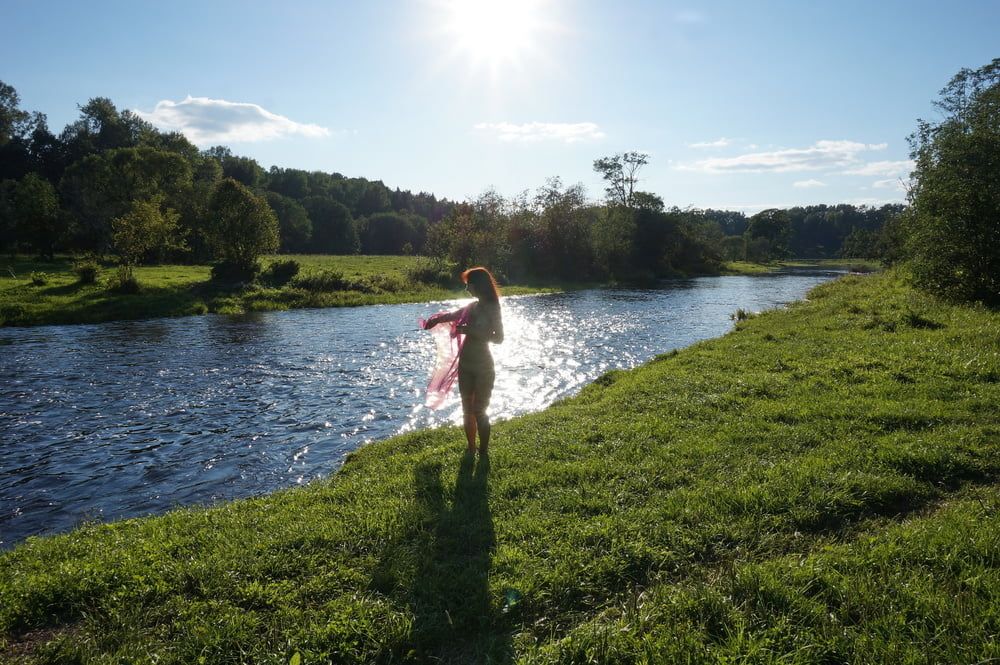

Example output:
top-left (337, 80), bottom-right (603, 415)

top-left (2, 271), bottom-right (997, 662)
top-left (897, 58), bottom-right (1000, 305)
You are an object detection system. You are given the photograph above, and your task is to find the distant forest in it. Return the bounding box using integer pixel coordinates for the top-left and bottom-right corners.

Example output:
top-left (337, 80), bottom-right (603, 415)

top-left (1, 83), bottom-right (903, 283)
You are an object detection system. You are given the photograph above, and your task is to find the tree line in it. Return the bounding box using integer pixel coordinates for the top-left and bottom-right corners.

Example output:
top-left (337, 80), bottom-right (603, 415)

top-left (0, 85), bottom-right (453, 271)
top-left (2, 82), bottom-right (912, 288)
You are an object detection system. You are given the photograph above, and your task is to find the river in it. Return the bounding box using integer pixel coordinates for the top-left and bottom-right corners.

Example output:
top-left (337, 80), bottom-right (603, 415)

top-left (0, 269), bottom-right (843, 548)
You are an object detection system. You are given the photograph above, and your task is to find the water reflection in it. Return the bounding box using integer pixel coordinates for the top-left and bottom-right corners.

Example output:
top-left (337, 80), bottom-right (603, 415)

top-left (0, 271), bottom-right (842, 548)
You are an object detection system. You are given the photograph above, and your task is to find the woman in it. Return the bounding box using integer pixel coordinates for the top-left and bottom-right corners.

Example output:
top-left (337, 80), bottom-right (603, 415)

top-left (422, 267), bottom-right (504, 454)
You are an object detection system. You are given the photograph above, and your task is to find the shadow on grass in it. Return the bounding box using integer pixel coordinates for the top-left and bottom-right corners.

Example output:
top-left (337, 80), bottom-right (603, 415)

top-left (37, 282), bottom-right (89, 297)
top-left (378, 453), bottom-right (510, 663)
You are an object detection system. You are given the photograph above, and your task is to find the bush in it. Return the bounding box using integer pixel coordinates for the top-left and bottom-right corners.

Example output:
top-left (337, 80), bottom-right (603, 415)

top-left (211, 261), bottom-right (261, 284)
top-left (0, 303), bottom-right (27, 324)
top-left (360, 273), bottom-right (406, 293)
top-left (108, 266), bottom-right (141, 294)
top-left (73, 260), bottom-right (100, 285)
top-left (260, 259), bottom-right (300, 287)
top-left (29, 272), bottom-right (48, 286)
top-left (290, 269), bottom-right (349, 292)
top-left (405, 258), bottom-right (458, 288)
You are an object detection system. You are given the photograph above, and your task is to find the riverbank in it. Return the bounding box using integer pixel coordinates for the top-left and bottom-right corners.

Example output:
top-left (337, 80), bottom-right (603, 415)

top-left (2, 269), bottom-right (996, 662)
top-left (0, 255), bottom-right (559, 328)
top-left (0, 255), bottom-right (869, 328)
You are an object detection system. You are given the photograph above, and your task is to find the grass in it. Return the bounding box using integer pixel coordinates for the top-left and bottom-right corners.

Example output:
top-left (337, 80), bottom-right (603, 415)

top-left (0, 254), bottom-right (878, 329)
top-left (722, 258), bottom-right (884, 275)
top-left (2, 269), bottom-right (997, 663)
top-left (0, 255), bottom-right (554, 328)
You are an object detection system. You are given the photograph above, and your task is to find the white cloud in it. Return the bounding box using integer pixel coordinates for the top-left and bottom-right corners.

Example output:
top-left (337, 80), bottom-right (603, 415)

top-left (793, 179), bottom-right (826, 189)
top-left (135, 96), bottom-right (331, 144)
top-left (677, 140), bottom-right (888, 173)
top-left (688, 137), bottom-right (732, 149)
top-left (474, 121), bottom-right (605, 143)
top-left (841, 160), bottom-right (915, 177)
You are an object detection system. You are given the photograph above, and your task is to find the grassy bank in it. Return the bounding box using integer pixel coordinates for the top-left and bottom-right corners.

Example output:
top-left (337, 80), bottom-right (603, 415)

top-left (3, 270), bottom-right (998, 663)
top-left (721, 258), bottom-right (883, 275)
top-left (0, 255), bottom-right (555, 328)
top-left (0, 255), bottom-right (879, 328)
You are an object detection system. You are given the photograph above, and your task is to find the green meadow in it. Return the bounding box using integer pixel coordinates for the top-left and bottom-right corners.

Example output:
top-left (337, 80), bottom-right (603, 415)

top-left (0, 255), bottom-right (555, 328)
top-left (2, 269), bottom-right (997, 663)
top-left (0, 254), bottom-right (795, 329)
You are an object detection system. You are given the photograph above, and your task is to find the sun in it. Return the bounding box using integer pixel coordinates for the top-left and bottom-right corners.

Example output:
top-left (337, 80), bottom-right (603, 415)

top-left (441, 0), bottom-right (545, 69)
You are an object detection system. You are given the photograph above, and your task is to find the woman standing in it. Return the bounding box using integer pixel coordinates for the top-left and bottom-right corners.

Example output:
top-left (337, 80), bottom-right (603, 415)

top-left (421, 267), bottom-right (504, 454)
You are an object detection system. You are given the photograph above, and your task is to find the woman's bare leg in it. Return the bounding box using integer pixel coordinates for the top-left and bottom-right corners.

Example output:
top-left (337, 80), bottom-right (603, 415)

top-left (475, 412), bottom-right (490, 454)
top-left (463, 412), bottom-right (478, 452)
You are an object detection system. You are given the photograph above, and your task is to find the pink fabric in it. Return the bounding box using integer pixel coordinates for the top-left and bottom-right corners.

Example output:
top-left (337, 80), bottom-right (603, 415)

top-left (419, 304), bottom-right (473, 409)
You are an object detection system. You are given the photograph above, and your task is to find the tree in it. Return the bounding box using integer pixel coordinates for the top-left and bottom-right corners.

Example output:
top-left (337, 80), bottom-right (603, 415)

top-left (592, 205), bottom-right (635, 278)
top-left (0, 179), bottom-right (16, 253)
top-left (265, 192), bottom-right (312, 252)
top-left (746, 208), bottom-right (790, 261)
top-left (302, 196), bottom-right (357, 254)
top-left (267, 167), bottom-right (310, 200)
top-left (13, 173), bottom-right (62, 259)
top-left (213, 154), bottom-right (264, 189)
top-left (902, 58), bottom-right (1000, 304)
top-left (357, 181), bottom-right (392, 217)
top-left (532, 177), bottom-right (593, 279)
top-left (60, 146), bottom-right (193, 253)
top-left (0, 81), bottom-right (42, 181)
top-left (0, 81), bottom-right (31, 146)
top-left (207, 178), bottom-right (279, 276)
top-left (111, 199), bottom-right (183, 283)
top-left (593, 152), bottom-right (649, 208)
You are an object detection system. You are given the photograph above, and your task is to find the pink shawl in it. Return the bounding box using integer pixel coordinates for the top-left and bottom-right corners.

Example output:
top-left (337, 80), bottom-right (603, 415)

top-left (419, 303), bottom-right (473, 409)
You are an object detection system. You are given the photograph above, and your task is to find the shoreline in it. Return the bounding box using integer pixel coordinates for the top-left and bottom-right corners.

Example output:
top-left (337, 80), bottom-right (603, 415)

top-left (0, 255), bottom-right (878, 329)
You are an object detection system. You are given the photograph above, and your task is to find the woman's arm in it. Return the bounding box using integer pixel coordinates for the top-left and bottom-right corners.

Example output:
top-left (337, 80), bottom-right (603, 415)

top-left (422, 308), bottom-right (462, 329)
top-left (491, 311), bottom-right (504, 344)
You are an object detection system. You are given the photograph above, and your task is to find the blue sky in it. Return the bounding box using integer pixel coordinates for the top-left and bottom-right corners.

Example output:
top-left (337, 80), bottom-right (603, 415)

top-left (3, 0), bottom-right (998, 212)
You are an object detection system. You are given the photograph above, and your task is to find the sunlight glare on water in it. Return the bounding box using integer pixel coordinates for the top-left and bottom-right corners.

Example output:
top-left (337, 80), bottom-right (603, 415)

top-left (0, 271), bottom-right (842, 548)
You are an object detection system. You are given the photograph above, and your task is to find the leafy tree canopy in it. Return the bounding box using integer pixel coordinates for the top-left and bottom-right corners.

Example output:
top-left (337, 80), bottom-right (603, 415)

top-left (902, 58), bottom-right (1000, 304)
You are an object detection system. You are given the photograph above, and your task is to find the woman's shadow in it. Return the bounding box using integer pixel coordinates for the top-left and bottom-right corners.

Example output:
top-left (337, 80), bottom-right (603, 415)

top-left (375, 451), bottom-right (510, 662)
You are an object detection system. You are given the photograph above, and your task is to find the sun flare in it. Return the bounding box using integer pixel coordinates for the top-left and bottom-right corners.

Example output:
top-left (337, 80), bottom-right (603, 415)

top-left (442, 0), bottom-right (545, 68)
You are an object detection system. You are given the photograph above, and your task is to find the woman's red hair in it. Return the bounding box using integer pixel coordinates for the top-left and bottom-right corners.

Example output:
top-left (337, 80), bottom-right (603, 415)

top-left (461, 266), bottom-right (500, 302)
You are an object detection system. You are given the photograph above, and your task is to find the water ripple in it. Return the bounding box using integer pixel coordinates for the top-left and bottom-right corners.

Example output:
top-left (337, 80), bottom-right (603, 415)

top-left (0, 272), bottom-right (840, 548)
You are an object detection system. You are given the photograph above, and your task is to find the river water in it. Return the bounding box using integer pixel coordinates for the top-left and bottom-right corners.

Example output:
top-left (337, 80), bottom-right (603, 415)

top-left (0, 270), bottom-right (842, 548)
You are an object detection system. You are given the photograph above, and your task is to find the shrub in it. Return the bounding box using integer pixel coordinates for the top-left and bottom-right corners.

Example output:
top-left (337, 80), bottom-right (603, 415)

top-left (211, 261), bottom-right (260, 284)
top-left (73, 260), bottom-right (100, 285)
top-left (360, 273), bottom-right (406, 294)
top-left (290, 269), bottom-right (349, 292)
top-left (0, 303), bottom-right (27, 324)
top-left (260, 259), bottom-right (300, 287)
top-left (29, 272), bottom-right (48, 286)
top-left (108, 266), bottom-right (141, 294)
top-left (405, 258), bottom-right (458, 288)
